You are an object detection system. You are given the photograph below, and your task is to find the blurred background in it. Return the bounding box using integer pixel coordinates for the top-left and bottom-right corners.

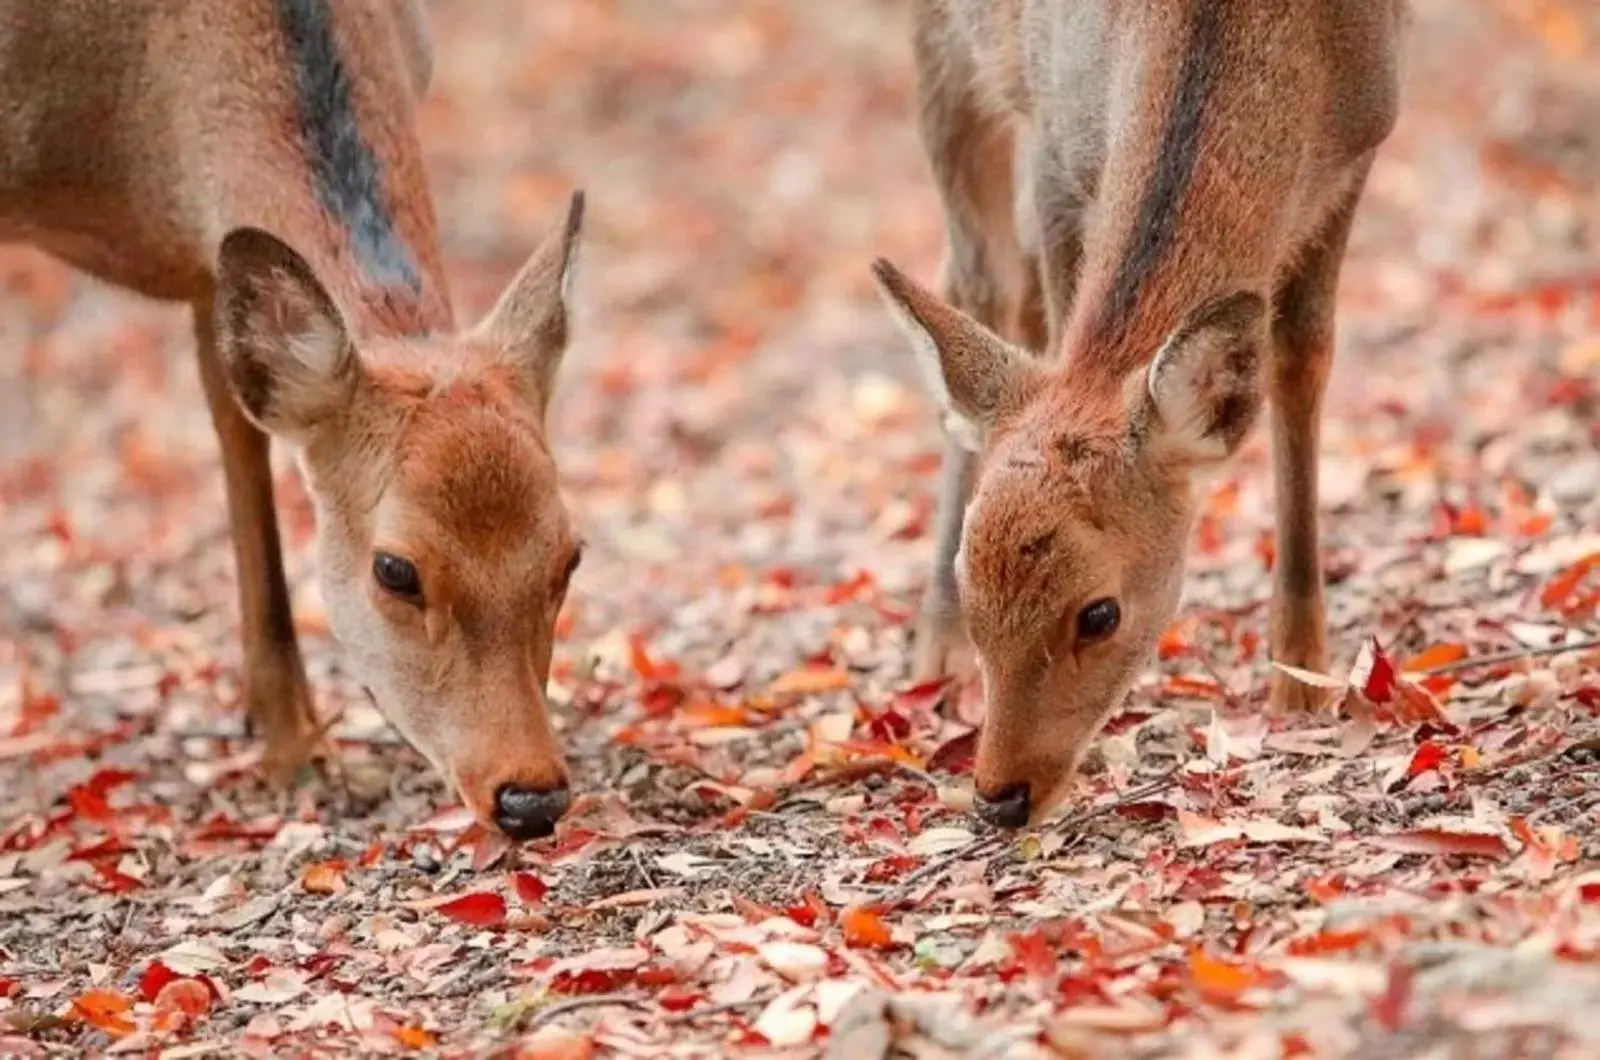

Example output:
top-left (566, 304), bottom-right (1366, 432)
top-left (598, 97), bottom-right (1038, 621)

top-left (0, 0), bottom-right (1596, 785)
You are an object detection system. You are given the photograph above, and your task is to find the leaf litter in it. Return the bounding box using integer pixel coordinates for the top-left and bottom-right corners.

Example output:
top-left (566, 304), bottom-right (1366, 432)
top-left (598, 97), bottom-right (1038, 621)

top-left (2, 0), bottom-right (1600, 1056)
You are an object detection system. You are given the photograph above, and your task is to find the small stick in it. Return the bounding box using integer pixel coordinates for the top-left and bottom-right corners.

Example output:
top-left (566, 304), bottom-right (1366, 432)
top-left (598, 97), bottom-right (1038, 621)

top-left (889, 766), bottom-right (1185, 902)
top-left (666, 991), bottom-right (779, 1025)
top-left (528, 993), bottom-right (646, 1030)
top-left (1411, 636), bottom-right (1600, 677)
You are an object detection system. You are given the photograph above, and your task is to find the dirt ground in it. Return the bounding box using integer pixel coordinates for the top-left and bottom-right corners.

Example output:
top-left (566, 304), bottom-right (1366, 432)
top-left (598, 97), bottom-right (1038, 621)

top-left (2, 1), bottom-right (1598, 1057)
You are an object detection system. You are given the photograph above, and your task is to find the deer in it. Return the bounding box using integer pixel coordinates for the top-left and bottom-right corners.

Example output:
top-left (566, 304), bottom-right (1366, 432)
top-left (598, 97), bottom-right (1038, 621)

top-left (873, 0), bottom-right (1404, 828)
top-left (0, 0), bottom-right (588, 840)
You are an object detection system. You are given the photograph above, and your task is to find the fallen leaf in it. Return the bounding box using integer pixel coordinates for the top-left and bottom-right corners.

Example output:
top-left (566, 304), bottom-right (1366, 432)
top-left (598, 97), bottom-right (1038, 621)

top-left (1270, 662), bottom-right (1347, 690)
top-left (300, 860), bottom-right (347, 895)
top-left (1370, 829), bottom-right (1511, 861)
top-left (839, 905), bottom-right (895, 950)
top-left (513, 872), bottom-right (549, 904)
top-left (753, 985), bottom-right (817, 1047)
top-left (770, 666), bottom-right (852, 696)
top-left (153, 978), bottom-right (212, 1026)
top-left (392, 1024), bottom-right (437, 1049)
top-left (1402, 643), bottom-right (1468, 672)
top-left (1187, 948), bottom-right (1271, 1000)
top-left (433, 891), bottom-right (508, 928)
top-left (69, 988), bottom-right (135, 1038)
top-left (758, 941), bottom-right (830, 982)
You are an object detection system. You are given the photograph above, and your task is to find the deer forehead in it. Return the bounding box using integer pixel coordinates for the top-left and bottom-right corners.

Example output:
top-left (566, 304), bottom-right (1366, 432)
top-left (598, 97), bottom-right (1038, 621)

top-left (372, 405), bottom-right (568, 564)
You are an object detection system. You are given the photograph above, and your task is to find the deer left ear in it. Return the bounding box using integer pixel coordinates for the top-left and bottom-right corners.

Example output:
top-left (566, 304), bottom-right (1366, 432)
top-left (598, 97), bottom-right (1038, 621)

top-left (472, 190), bottom-right (585, 414)
top-left (1139, 290), bottom-right (1268, 467)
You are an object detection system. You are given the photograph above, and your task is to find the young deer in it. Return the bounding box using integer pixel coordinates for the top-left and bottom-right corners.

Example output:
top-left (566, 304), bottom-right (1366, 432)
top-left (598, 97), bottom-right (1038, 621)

top-left (0, 0), bottom-right (587, 839)
top-left (874, 1), bottom-right (1403, 827)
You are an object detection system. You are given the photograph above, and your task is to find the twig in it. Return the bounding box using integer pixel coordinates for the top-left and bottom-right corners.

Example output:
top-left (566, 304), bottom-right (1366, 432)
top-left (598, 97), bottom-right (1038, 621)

top-left (166, 726), bottom-right (406, 748)
top-left (890, 765), bottom-right (1187, 904)
top-left (1051, 766), bottom-right (1183, 835)
top-left (666, 990), bottom-right (779, 1025)
top-left (630, 845), bottom-right (658, 890)
top-left (529, 993), bottom-right (647, 1030)
top-left (1410, 637), bottom-right (1600, 677)
top-left (889, 832), bottom-right (1005, 901)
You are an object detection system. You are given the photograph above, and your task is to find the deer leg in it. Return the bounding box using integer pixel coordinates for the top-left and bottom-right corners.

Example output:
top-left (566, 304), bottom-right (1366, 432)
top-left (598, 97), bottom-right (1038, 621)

top-left (1267, 175), bottom-right (1365, 711)
top-left (909, 25), bottom-right (1041, 680)
top-left (193, 297), bottom-right (321, 777)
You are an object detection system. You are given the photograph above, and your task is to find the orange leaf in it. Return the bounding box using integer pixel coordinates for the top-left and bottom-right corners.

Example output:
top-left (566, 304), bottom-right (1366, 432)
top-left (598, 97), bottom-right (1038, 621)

top-left (1187, 948), bottom-right (1270, 999)
top-left (1157, 622), bottom-right (1193, 660)
top-left (839, 904), bottom-right (895, 950)
top-left (834, 739), bottom-right (923, 768)
top-left (1540, 553), bottom-right (1599, 611)
top-left (769, 666), bottom-right (852, 696)
top-left (1163, 675), bottom-right (1224, 700)
top-left (70, 988), bottom-right (136, 1038)
top-left (300, 860), bottom-right (348, 895)
top-left (393, 1024), bottom-right (437, 1049)
top-left (153, 978), bottom-right (212, 1027)
top-left (434, 891), bottom-right (507, 928)
top-left (1402, 643), bottom-right (1468, 672)
top-left (679, 702), bottom-right (750, 728)
top-left (515, 1033), bottom-right (596, 1060)
top-left (628, 633), bottom-right (678, 681)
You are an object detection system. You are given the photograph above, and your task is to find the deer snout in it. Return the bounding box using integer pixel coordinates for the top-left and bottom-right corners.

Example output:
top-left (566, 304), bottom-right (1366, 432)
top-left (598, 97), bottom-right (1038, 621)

top-left (493, 782), bottom-right (570, 840)
top-left (973, 782), bottom-right (1031, 829)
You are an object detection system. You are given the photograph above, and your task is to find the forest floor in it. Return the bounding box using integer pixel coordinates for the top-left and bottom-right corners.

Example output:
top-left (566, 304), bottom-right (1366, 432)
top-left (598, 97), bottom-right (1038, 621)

top-left (1, 1), bottom-right (1598, 1057)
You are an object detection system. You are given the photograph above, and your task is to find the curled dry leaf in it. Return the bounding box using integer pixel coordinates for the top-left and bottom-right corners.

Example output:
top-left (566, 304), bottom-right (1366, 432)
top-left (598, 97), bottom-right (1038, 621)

top-left (758, 941), bottom-right (830, 982)
top-left (1270, 661), bottom-right (1347, 690)
top-left (153, 978), bottom-right (213, 1028)
top-left (300, 860), bottom-right (347, 895)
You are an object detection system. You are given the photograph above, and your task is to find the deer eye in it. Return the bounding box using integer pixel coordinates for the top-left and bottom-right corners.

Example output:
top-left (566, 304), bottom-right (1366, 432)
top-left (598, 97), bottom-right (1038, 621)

top-left (373, 552), bottom-right (422, 601)
top-left (1076, 597), bottom-right (1121, 641)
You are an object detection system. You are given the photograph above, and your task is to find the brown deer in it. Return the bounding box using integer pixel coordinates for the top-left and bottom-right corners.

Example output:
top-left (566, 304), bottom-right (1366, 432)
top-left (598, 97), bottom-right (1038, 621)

top-left (874, 0), bottom-right (1403, 827)
top-left (0, 0), bottom-right (587, 840)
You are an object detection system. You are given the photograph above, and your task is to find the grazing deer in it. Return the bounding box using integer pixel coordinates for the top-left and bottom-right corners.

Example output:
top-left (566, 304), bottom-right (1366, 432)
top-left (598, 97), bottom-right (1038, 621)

top-left (0, 0), bottom-right (587, 840)
top-left (874, 0), bottom-right (1403, 826)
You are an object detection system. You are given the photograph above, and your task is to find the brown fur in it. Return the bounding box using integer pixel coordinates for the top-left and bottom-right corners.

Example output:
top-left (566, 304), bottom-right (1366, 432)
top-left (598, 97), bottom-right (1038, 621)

top-left (876, 0), bottom-right (1403, 824)
top-left (0, 0), bottom-right (587, 836)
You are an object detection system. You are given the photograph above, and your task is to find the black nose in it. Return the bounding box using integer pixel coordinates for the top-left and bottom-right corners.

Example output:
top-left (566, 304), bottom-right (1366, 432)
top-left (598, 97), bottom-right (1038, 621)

top-left (973, 783), bottom-right (1031, 828)
top-left (493, 784), bottom-right (570, 841)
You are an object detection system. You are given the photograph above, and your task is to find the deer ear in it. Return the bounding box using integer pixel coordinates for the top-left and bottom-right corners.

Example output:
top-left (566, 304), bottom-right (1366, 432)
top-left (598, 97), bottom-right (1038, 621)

top-left (214, 227), bottom-right (359, 442)
top-left (1140, 291), bottom-right (1268, 466)
top-left (871, 258), bottom-right (1035, 452)
top-left (473, 190), bottom-right (585, 414)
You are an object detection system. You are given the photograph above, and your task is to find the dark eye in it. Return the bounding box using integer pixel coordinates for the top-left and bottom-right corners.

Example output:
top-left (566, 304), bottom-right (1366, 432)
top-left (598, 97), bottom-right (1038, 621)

top-left (1076, 597), bottom-right (1121, 641)
top-left (373, 552), bottom-right (422, 600)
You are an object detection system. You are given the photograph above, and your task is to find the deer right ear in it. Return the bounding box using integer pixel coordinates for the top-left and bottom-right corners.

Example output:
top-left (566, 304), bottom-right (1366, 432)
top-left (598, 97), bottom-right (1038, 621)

top-left (472, 190), bottom-right (585, 415)
top-left (214, 228), bottom-right (359, 442)
top-left (871, 259), bottom-right (1035, 451)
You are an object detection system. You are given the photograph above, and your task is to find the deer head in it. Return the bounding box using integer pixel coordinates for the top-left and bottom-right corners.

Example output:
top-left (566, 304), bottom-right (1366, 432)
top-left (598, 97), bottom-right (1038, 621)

top-left (875, 259), bottom-right (1267, 826)
top-left (214, 194), bottom-right (587, 840)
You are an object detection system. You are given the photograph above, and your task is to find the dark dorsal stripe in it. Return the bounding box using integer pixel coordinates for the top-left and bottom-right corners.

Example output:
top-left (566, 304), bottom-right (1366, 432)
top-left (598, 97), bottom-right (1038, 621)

top-left (1096, 3), bottom-right (1225, 340)
top-left (273, 0), bottom-right (422, 298)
